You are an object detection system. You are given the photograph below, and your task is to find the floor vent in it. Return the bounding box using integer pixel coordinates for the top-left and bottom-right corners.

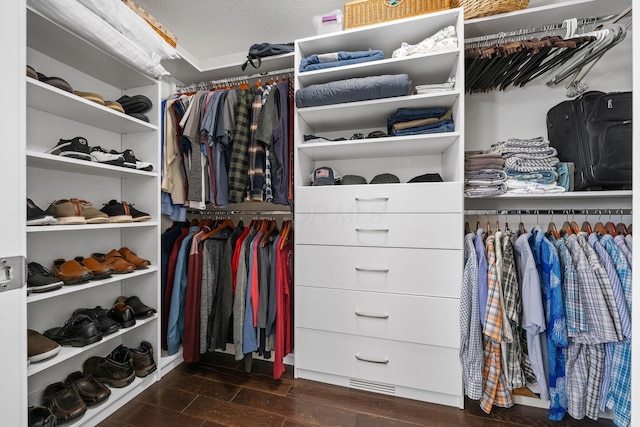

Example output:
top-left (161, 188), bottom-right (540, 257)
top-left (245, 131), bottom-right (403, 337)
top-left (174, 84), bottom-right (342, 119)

top-left (349, 378), bottom-right (396, 395)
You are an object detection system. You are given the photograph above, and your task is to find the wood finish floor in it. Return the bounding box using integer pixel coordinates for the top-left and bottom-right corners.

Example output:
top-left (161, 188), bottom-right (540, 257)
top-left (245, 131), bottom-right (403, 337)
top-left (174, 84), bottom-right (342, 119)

top-left (99, 352), bottom-right (615, 427)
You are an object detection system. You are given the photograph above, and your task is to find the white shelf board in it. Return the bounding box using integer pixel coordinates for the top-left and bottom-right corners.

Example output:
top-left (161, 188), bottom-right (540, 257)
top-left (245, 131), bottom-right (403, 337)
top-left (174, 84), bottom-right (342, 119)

top-left (26, 7), bottom-right (155, 89)
top-left (464, 0), bottom-right (631, 38)
top-left (297, 50), bottom-right (459, 88)
top-left (298, 92), bottom-right (459, 132)
top-left (27, 151), bottom-right (158, 179)
top-left (27, 267), bottom-right (158, 304)
top-left (468, 190), bottom-right (632, 199)
top-left (27, 221), bottom-right (158, 233)
top-left (299, 133), bottom-right (460, 160)
top-left (28, 315), bottom-right (158, 377)
top-left (27, 78), bottom-right (157, 133)
top-left (296, 8), bottom-right (461, 57)
top-left (162, 51), bottom-right (295, 85)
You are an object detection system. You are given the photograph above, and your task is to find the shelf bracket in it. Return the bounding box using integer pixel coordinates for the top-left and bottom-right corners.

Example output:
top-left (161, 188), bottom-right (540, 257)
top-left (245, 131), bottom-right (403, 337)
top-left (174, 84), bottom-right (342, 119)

top-left (0, 256), bottom-right (26, 292)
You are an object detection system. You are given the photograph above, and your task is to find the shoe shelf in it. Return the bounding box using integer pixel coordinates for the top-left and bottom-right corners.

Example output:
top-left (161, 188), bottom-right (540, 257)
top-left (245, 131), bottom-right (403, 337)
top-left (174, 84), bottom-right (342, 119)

top-left (27, 267), bottom-right (158, 304)
top-left (27, 221), bottom-right (159, 234)
top-left (297, 92), bottom-right (459, 132)
top-left (27, 78), bottom-right (157, 134)
top-left (299, 132), bottom-right (460, 161)
top-left (28, 314), bottom-right (158, 377)
top-left (69, 374), bottom-right (156, 427)
top-left (27, 7), bottom-right (155, 90)
top-left (26, 151), bottom-right (158, 179)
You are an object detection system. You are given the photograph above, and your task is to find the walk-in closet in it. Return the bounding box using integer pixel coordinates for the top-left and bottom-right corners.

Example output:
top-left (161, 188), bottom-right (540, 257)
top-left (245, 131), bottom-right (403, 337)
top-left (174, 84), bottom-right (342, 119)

top-left (1, 1), bottom-right (637, 426)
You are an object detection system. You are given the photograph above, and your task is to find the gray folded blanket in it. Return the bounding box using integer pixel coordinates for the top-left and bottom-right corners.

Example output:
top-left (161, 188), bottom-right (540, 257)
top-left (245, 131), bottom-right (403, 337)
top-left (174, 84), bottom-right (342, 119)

top-left (295, 74), bottom-right (411, 108)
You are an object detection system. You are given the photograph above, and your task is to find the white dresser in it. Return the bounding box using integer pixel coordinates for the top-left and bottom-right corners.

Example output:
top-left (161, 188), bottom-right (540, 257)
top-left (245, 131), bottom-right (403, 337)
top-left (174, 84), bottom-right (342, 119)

top-left (293, 8), bottom-right (465, 407)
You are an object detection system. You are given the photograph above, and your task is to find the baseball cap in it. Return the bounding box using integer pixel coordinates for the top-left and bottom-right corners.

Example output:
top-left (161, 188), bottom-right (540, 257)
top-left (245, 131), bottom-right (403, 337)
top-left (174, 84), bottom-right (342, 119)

top-left (370, 173), bottom-right (400, 184)
top-left (341, 174), bottom-right (367, 185)
top-left (408, 173), bottom-right (443, 183)
top-left (310, 167), bottom-right (340, 186)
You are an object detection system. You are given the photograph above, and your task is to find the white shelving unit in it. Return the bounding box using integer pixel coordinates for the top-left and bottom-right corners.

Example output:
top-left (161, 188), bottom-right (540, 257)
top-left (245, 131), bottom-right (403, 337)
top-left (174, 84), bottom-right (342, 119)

top-left (462, 0), bottom-right (634, 416)
top-left (25, 5), bottom-right (162, 426)
top-left (293, 8), bottom-right (466, 408)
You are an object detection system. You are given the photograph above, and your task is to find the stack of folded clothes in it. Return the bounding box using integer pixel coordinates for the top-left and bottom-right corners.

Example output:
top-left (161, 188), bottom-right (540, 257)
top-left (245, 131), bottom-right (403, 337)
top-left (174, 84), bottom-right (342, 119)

top-left (299, 50), bottom-right (384, 72)
top-left (464, 151), bottom-right (507, 197)
top-left (490, 137), bottom-right (565, 194)
top-left (387, 107), bottom-right (453, 136)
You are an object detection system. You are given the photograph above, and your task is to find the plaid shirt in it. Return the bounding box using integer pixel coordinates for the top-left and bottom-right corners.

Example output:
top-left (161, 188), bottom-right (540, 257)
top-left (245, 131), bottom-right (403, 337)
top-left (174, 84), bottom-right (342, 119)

top-left (228, 88), bottom-right (255, 203)
top-left (565, 235), bottom-right (621, 344)
top-left (460, 233), bottom-right (483, 400)
top-left (247, 87), bottom-right (266, 200)
top-left (530, 229), bottom-right (568, 420)
top-left (265, 148), bottom-right (273, 202)
top-left (480, 235), bottom-right (513, 413)
top-left (577, 233), bottom-right (624, 341)
top-left (600, 234), bottom-right (632, 427)
top-left (554, 237), bottom-right (587, 336)
top-left (614, 235), bottom-right (632, 269)
top-left (566, 342), bottom-right (605, 420)
top-left (588, 233), bottom-right (631, 413)
top-left (499, 231), bottom-right (526, 390)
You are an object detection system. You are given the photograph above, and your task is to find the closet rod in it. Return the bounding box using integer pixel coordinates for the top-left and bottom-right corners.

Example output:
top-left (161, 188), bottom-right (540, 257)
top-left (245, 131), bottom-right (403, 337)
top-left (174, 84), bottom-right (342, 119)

top-left (187, 209), bottom-right (292, 216)
top-left (465, 208), bottom-right (632, 216)
top-left (176, 67), bottom-right (295, 93)
top-left (463, 11), bottom-right (625, 44)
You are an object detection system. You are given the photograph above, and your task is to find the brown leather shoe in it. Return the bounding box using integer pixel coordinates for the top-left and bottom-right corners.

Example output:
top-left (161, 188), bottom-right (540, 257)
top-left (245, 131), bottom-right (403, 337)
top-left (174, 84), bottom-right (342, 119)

top-left (108, 302), bottom-right (136, 328)
top-left (43, 382), bottom-right (87, 423)
top-left (27, 329), bottom-right (60, 363)
top-left (64, 371), bottom-right (111, 406)
top-left (52, 258), bottom-right (93, 284)
top-left (118, 247), bottom-right (151, 269)
top-left (91, 250), bottom-right (135, 274)
top-left (74, 256), bottom-right (114, 280)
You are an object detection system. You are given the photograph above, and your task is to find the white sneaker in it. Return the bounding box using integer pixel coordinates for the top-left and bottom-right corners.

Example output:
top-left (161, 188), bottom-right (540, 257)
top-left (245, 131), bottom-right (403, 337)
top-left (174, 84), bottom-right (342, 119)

top-left (90, 146), bottom-right (125, 166)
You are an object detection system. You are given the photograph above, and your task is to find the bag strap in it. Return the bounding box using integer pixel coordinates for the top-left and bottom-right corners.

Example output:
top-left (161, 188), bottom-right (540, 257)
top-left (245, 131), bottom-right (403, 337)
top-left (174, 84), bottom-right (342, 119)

top-left (241, 55), bottom-right (262, 71)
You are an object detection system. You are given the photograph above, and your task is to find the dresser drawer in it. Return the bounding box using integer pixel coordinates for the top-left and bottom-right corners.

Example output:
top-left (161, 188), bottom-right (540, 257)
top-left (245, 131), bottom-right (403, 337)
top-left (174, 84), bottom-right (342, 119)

top-left (295, 328), bottom-right (462, 395)
top-left (296, 287), bottom-right (459, 348)
top-left (295, 213), bottom-right (462, 249)
top-left (295, 182), bottom-right (463, 214)
top-left (295, 245), bottom-right (461, 298)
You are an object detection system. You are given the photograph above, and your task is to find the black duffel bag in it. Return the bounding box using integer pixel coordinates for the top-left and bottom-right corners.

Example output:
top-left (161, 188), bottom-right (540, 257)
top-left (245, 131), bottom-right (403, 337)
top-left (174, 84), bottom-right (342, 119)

top-left (546, 91), bottom-right (632, 190)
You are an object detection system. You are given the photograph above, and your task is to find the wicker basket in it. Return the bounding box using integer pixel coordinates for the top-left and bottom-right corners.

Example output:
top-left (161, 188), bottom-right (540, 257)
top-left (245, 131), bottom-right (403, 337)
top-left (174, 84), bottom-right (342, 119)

top-left (344, 0), bottom-right (452, 29)
top-left (451, 0), bottom-right (530, 20)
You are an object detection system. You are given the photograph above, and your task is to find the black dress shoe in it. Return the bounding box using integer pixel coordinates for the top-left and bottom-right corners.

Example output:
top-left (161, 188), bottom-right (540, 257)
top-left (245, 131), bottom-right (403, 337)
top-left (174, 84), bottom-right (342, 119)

top-left (43, 382), bottom-right (87, 424)
top-left (73, 306), bottom-right (121, 336)
top-left (108, 303), bottom-right (136, 328)
top-left (129, 341), bottom-right (157, 378)
top-left (83, 345), bottom-right (135, 388)
top-left (64, 371), bottom-right (111, 406)
top-left (44, 314), bottom-right (102, 347)
top-left (28, 406), bottom-right (56, 427)
top-left (115, 296), bottom-right (156, 319)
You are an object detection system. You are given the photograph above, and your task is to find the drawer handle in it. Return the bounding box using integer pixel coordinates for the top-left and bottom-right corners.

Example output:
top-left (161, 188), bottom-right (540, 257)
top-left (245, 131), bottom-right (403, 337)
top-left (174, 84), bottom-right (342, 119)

top-left (355, 354), bottom-right (389, 364)
top-left (355, 311), bottom-right (389, 319)
top-left (355, 197), bottom-right (389, 202)
top-left (355, 267), bottom-right (389, 273)
top-left (355, 228), bottom-right (389, 233)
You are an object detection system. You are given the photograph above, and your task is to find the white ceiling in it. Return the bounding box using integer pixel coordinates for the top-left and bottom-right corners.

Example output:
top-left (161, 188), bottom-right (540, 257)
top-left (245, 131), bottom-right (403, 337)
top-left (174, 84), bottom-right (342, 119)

top-left (132, 0), bottom-right (346, 62)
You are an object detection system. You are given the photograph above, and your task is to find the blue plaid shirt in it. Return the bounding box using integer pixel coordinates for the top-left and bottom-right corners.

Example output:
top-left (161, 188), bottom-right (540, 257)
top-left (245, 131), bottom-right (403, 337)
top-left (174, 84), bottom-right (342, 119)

top-left (599, 234), bottom-right (632, 427)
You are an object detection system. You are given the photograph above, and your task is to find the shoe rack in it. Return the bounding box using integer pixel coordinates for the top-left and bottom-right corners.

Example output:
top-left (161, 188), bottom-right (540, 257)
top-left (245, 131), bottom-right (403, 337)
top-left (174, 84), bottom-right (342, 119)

top-left (25, 6), bottom-right (162, 426)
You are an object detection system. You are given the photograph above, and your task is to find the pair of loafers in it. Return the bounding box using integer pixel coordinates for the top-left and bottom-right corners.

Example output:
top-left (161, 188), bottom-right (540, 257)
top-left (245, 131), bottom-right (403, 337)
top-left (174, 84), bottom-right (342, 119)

top-left (43, 371), bottom-right (110, 423)
top-left (51, 255), bottom-right (115, 285)
top-left (91, 248), bottom-right (151, 274)
top-left (27, 65), bottom-right (73, 93)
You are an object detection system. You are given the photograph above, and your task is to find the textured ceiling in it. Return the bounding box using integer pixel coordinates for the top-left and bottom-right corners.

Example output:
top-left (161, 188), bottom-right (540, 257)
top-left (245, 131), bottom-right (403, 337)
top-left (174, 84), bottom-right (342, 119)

top-left (131, 0), bottom-right (346, 61)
